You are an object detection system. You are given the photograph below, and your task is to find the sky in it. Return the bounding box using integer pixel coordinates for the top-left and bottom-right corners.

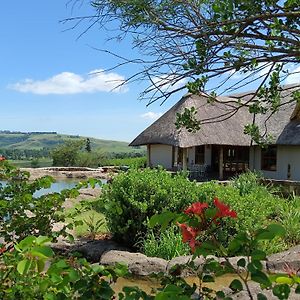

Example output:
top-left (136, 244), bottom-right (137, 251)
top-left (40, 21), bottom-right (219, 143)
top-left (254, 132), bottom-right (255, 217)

top-left (1, 1), bottom-right (299, 143)
top-left (0, 1), bottom-right (179, 142)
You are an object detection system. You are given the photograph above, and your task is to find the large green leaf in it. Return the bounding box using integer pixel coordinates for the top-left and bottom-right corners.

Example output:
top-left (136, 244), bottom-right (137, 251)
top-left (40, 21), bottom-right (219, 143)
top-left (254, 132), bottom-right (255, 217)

top-left (149, 211), bottom-right (181, 231)
top-left (229, 279), bottom-right (243, 292)
top-left (272, 284), bottom-right (290, 300)
top-left (31, 246), bottom-right (54, 259)
top-left (17, 259), bottom-right (31, 275)
top-left (255, 224), bottom-right (285, 241)
top-left (251, 270), bottom-right (271, 287)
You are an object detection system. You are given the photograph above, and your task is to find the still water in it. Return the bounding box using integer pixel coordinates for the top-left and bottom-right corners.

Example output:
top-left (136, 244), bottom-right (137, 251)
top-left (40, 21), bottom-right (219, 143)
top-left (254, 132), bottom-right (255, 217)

top-left (0, 179), bottom-right (105, 197)
top-left (114, 273), bottom-right (239, 295)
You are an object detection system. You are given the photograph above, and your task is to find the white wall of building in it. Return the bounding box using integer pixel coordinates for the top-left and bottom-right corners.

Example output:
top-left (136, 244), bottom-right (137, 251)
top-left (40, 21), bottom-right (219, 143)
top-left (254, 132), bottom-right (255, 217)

top-left (250, 145), bottom-right (300, 181)
top-left (149, 144), bottom-right (173, 169)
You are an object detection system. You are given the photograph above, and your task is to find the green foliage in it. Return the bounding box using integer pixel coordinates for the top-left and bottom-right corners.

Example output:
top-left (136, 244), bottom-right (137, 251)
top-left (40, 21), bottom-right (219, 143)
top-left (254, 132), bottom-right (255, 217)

top-left (51, 140), bottom-right (85, 166)
top-left (65, 203), bottom-right (107, 239)
top-left (232, 171), bottom-right (263, 196)
top-left (95, 168), bottom-right (201, 247)
top-left (77, 0), bottom-right (300, 119)
top-left (9, 158), bottom-right (52, 168)
top-left (0, 235), bottom-right (129, 300)
top-left (151, 202), bottom-right (300, 299)
top-left (30, 158), bottom-right (40, 168)
top-left (85, 138), bottom-right (91, 153)
top-left (103, 156), bottom-right (147, 168)
top-left (195, 178), bottom-right (300, 254)
top-left (175, 107), bottom-right (201, 133)
top-left (141, 226), bottom-right (190, 260)
top-left (75, 151), bottom-right (106, 168)
top-left (0, 162), bottom-right (80, 243)
top-left (0, 131), bottom-right (143, 155)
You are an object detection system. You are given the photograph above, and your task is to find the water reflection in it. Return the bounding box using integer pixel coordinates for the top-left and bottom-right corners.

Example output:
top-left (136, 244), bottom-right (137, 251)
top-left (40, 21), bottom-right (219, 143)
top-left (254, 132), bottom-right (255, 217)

top-left (0, 179), bottom-right (105, 197)
top-left (113, 273), bottom-right (239, 295)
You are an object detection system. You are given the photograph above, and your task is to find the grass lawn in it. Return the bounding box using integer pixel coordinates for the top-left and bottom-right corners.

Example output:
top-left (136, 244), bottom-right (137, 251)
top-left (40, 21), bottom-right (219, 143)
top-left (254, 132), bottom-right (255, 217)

top-left (9, 158), bottom-right (53, 168)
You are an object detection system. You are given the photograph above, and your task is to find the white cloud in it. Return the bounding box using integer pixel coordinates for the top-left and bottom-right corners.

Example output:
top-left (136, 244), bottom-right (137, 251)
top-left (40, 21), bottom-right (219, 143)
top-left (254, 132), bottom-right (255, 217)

top-left (285, 65), bottom-right (300, 85)
top-left (152, 75), bottom-right (187, 92)
top-left (9, 69), bottom-right (128, 95)
top-left (140, 112), bottom-right (163, 120)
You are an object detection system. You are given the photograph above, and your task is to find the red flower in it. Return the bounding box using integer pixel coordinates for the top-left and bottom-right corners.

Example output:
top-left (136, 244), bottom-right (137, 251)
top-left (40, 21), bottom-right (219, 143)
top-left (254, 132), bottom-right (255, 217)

top-left (178, 223), bottom-right (199, 252)
top-left (184, 202), bottom-right (208, 216)
top-left (213, 198), bottom-right (237, 219)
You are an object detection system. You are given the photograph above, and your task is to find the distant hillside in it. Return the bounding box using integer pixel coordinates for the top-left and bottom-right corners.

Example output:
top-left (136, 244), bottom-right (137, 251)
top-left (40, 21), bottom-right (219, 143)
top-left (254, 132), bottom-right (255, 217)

top-left (0, 131), bottom-right (144, 154)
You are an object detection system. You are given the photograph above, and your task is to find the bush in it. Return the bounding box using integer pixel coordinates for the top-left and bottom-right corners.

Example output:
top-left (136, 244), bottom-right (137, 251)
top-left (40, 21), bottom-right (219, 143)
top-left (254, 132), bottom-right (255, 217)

top-left (232, 170), bottom-right (263, 195)
top-left (95, 168), bottom-right (202, 248)
top-left (103, 156), bottom-right (147, 168)
top-left (76, 152), bottom-right (106, 168)
top-left (0, 162), bottom-right (80, 243)
top-left (196, 178), bottom-right (300, 254)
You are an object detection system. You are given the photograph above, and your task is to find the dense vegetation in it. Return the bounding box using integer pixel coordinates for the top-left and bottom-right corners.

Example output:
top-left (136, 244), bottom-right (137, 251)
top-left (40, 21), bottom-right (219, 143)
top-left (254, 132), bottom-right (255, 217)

top-left (50, 140), bottom-right (146, 168)
top-left (102, 156), bottom-right (147, 168)
top-left (94, 169), bottom-right (300, 258)
top-left (95, 168), bottom-right (201, 247)
top-left (1, 162), bottom-right (300, 298)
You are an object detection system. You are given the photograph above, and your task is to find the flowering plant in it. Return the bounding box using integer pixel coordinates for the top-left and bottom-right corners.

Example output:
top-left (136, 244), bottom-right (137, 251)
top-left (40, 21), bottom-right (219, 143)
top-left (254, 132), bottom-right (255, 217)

top-left (149, 198), bottom-right (300, 299)
top-left (179, 198), bottom-right (237, 252)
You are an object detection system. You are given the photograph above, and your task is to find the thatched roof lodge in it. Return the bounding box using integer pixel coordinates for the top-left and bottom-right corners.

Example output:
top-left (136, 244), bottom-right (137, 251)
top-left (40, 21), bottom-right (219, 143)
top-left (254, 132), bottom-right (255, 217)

top-left (130, 85), bottom-right (300, 181)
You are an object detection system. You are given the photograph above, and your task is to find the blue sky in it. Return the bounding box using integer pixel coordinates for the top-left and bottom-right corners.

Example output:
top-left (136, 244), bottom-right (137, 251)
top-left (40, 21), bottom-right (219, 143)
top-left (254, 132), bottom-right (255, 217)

top-left (0, 1), bottom-right (180, 142)
top-left (1, 1), bottom-right (299, 143)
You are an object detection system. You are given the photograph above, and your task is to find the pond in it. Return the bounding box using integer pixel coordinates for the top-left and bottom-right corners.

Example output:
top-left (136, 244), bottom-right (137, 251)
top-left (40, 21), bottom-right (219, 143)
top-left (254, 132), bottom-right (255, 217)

top-left (113, 273), bottom-right (240, 295)
top-left (0, 179), bottom-right (106, 197)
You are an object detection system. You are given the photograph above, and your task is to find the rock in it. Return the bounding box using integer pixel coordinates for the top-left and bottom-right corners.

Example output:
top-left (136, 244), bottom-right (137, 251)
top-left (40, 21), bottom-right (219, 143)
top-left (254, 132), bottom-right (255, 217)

top-left (20, 167), bottom-right (113, 181)
top-left (266, 245), bottom-right (300, 273)
top-left (167, 255), bottom-right (202, 276)
top-left (74, 240), bottom-right (129, 262)
top-left (225, 281), bottom-right (299, 300)
top-left (100, 250), bottom-right (168, 276)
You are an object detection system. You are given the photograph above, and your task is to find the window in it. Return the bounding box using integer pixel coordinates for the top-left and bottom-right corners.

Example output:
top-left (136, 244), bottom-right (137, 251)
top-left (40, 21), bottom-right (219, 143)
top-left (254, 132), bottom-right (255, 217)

top-left (261, 146), bottom-right (277, 171)
top-left (195, 145), bottom-right (205, 164)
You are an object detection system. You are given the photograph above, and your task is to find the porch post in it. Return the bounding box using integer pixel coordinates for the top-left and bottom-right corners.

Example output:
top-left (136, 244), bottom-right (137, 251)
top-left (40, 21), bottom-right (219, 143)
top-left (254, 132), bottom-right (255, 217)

top-left (147, 144), bottom-right (151, 167)
top-left (219, 146), bottom-right (224, 180)
top-left (182, 147), bottom-right (188, 171)
top-left (174, 146), bottom-right (178, 166)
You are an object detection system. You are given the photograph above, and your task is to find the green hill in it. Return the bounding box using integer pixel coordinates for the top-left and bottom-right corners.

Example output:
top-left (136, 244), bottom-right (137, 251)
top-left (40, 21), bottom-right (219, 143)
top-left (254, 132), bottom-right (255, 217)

top-left (0, 131), bottom-right (143, 154)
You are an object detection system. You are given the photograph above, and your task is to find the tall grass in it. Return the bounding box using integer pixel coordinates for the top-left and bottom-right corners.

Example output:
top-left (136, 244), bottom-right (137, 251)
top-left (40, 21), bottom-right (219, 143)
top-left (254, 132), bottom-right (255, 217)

top-left (141, 226), bottom-right (190, 260)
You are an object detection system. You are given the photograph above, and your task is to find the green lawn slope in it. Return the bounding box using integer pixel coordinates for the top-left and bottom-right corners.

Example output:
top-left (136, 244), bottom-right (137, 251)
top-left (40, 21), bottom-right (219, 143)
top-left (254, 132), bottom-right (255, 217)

top-left (0, 131), bottom-right (143, 154)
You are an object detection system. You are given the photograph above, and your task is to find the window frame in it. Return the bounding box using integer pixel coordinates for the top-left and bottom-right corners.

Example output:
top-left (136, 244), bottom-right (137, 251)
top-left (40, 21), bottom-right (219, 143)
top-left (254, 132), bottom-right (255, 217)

top-left (195, 145), bottom-right (205, 165)
top-left (261, 145), bottom-right (277, 171)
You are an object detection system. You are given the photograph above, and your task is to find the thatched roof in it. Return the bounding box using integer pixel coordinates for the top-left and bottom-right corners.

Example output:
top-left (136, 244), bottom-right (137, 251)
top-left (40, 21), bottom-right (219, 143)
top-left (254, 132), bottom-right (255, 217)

top-left (130, 86), bottom-right (299, 147)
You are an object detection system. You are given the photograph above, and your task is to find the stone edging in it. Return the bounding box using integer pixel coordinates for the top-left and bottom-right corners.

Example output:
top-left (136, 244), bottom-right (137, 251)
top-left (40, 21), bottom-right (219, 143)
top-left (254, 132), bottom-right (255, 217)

top-left (71, 241), bottom-right (300, 277)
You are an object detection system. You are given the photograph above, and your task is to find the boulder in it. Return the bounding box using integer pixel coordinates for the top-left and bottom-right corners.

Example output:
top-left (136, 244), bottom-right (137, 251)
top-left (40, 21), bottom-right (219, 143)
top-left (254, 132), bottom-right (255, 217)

top-left (266, 245), bottom-right (300, 273)
top-left (74, 240), bottom-right (128, 262)
top-left (100, 250), bottom-right (168, 276)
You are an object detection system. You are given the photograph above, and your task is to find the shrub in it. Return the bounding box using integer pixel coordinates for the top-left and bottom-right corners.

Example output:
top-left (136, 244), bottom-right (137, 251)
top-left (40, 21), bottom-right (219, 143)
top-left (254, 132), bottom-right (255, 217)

top-left (196, 179), bottom-right (300, 254)
top-left (76, 152), bottom-right (106, 168)
top-left (0, 162), bottom-right (80, 243)
top-left (232, 170), bottom-right (263, 195)
top-left (95, 168), bottom-right (202, 247)
top-left (103, 156), bottom-right (147, 168)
